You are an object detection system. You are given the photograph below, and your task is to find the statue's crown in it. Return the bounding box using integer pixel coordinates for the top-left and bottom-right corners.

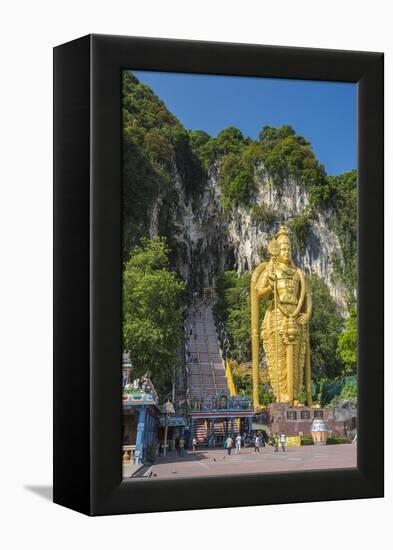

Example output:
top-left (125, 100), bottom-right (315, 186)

top-left (276, 225), bottom-right (290, 244)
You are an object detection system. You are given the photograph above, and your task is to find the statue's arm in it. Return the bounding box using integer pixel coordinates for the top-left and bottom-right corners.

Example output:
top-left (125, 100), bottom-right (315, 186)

top-left (298, 274), bottom-right (312, 324)
top-left (305, 286), bottom-right (312, 316)
top-left (256, 269), bottom-right (273, 299)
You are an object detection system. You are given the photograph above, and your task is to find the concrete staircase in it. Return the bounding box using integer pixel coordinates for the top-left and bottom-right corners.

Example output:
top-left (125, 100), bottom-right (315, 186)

top-left (185, 303), bottom-right (230, 401)
top-left (193, 418), bottom-right (240, 445)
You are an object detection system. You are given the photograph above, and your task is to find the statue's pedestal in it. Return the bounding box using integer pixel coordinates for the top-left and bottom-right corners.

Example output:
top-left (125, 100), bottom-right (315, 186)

top-left (263, 402), bottom-right (348, 440)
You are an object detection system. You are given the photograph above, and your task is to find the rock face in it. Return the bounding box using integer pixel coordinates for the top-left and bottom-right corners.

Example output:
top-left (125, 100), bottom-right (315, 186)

top-left (148, 162), bottom-right (349, 315)
top-left (122, 72), bottom-right (354, 316)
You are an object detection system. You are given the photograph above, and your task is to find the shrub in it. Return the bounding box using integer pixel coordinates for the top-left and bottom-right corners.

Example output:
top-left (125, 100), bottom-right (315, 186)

top-left (219, 154), bottom-right (256, 208)
top-left (289, 213), bottom-right (311, 252)
top-left (251, 204), bottom-right (279, 225)
top-left (327, 435), bottom-right (350, 445)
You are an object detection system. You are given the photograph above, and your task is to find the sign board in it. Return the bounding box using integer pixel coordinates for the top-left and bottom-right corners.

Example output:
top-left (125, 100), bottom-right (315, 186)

top-left (285, 436), bottom-right (301, 447)
top-left (159, 416), bottom-right (187, 427)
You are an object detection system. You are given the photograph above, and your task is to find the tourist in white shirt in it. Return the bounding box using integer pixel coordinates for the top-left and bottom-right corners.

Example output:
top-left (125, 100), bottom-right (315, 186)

top-left (280, 432), bottom-right (286, 452)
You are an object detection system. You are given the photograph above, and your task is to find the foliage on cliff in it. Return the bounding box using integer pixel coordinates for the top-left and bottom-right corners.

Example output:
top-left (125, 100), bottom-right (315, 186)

top-left (122, 237), bottom-right (186, 394)
top-left (122, 71), bottom-right (205, 257)
top-left (328, 170), bottom-right (357, 299)
top-left (258, 125), bottom-right (330, 205)
top-left (189, 123), bottom-right (330, 210)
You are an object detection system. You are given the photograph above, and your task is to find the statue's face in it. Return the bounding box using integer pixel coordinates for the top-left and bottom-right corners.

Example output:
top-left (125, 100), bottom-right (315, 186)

top-left (279, 242), bottom-right (291, 262)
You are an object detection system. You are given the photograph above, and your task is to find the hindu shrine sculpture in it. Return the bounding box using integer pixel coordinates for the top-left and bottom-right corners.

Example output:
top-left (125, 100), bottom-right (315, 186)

top-left (251, 226), bottom-right (313, 410)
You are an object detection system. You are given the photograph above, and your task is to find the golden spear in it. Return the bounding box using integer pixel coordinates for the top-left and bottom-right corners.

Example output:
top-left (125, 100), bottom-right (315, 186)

top-left (268, 237), bottom-right (281, 402)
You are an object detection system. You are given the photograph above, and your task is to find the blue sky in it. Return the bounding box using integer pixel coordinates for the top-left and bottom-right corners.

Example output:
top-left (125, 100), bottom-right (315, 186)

top-left (133, 71), bottom-right (356, 176)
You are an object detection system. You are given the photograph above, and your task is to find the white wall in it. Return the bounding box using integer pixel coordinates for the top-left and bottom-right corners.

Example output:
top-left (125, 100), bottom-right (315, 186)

top-left (1, 1), bottom-right (390, 548)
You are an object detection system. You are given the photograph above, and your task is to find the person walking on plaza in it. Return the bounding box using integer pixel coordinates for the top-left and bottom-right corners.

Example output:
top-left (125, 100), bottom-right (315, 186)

top-left (226, 435), bottom-right (233, 455)
top-left (235, 434), bottom-right (242, 454)
top-left (254, 434), bottom-right (261, 453)
top-left (274, 432), bottom-right (279, 452)
top-left (280, 432), bottom-right (286, 452)
top-left (179, 436), bottom-right (185, 457)
top-left (192, 437), bottom-right (197, 452)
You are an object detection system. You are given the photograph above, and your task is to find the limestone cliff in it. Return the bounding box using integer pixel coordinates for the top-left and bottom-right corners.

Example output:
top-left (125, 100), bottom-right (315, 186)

top-left (147, 165), bottom-right (349, 314)
top-left (122, 71), bottom-right (356, 316)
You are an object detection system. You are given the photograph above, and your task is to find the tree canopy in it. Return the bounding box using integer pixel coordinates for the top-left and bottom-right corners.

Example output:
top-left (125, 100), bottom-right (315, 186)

top-left (337, 308), bottom-right (357, 374)
top-left (123, 237), bottom-right (186, 394)
top-left (122, 71), bottom-right (205, 257)
top-left (308, 274), bottom-right (344, 380)
top-left (328, 170), bottom-right (357, 300)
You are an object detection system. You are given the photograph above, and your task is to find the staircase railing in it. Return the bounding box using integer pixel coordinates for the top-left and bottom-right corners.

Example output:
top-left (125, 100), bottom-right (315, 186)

top-left (204, 309), bottom-right (218, 396)
top-left (194, 320), bottom-right (205, 396)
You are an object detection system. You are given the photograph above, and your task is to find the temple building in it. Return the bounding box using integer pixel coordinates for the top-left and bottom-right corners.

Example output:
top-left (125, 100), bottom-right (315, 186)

top-left (122, 353), bottom-right (161, 477)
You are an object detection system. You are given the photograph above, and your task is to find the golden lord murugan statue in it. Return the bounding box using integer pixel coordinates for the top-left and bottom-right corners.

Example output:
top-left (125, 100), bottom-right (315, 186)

top-left (251, 226), bottom-right (313, 410)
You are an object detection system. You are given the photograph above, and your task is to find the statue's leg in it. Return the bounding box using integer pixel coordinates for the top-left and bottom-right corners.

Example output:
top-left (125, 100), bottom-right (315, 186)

top-left (262, 310), bottom-right (288, 402)
top-left (292, 326), bottom-right (307, 404)
top-left (277, 322), bottom-right (289, 402)
top-left (286, 343), bottom-right (294, 405)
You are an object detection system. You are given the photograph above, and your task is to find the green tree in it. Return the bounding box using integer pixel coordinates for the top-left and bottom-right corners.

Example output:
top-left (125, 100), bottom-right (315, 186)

top-left (258, 124), bottom-right (329, 202)
top-left (219, 154), bottom-right (256, 209)
top-left (122, 237), bottom-right (186, 394)
top-left (216, 126), bottom-right (245, 155)
top-left (289, 213), bottom-right (311, 252)
top-left (328, 170), bottom-right (357, 299)
top-left (122, 71), bottom-right (206, 256)
top-left (309, 274), bottom-right (344, 380)
top-left (259, 124), bottom-right (295, 143)
top-left (337, 308), bottom-right (357, 374)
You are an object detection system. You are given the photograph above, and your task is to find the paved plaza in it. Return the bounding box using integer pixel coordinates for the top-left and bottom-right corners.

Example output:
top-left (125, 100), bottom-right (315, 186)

top-left (132, 443), bottom-right (357, 480)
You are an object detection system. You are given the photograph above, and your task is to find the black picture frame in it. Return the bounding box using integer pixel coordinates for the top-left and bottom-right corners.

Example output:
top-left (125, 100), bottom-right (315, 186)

top-left (53, 34), bottom-right (384, 516)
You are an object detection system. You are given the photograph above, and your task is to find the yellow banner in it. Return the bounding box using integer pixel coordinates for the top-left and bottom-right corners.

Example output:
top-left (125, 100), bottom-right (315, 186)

top-left (225, 358), bottom-right (237, 397)
top-left (285, 436), bottom-right (301, 447)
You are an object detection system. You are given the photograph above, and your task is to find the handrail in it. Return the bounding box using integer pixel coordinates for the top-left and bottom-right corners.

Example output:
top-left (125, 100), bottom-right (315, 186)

top-left (194, 316), bottom-right (205, 396)
top-left (204, 308), bottom-right (218, 396)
